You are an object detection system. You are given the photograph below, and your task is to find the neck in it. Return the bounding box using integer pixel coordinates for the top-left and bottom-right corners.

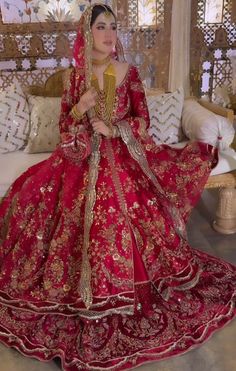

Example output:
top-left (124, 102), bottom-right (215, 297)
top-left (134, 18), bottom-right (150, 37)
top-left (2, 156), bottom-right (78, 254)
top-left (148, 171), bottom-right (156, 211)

top-left (92, 54), bottom-right (111, 67)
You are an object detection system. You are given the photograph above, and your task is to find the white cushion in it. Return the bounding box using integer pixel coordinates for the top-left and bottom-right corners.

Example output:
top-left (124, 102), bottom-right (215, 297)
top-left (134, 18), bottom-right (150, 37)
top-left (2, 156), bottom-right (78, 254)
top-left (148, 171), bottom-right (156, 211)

top-left (0, 151), bottom-right (51, 197)
top-left (147, 87), bottom-right (185, 144)
top-left (24, 95), bottom-right (61, 153)
top-left (182, 99), bottom-right (235, 151)
top-left (0, 83), bottom-right (30, 153)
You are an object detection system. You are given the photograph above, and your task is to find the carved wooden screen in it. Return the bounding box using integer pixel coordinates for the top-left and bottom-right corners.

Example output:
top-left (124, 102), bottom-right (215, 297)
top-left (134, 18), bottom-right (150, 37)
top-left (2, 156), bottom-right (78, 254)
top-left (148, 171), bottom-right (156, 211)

top-left (117, 0), bottom-right (172, 90)
top-left (0, 12), bottom-right (77, 89)
top-left (0, 0), bottom-right (116, 89)
top-left (0, 0), bottom-right (172, 91)
top-left (190, 0), bottom-right (236, 101)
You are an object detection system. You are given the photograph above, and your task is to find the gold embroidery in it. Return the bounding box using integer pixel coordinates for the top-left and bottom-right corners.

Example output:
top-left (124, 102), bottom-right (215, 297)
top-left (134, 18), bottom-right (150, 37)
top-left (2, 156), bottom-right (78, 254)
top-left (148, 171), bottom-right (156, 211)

top-left (104, 140), bottom-right (128, 215)
top-left (80, 134), bottom-right (101, 309)
top-left (117, 120), bottom-right (187, 240)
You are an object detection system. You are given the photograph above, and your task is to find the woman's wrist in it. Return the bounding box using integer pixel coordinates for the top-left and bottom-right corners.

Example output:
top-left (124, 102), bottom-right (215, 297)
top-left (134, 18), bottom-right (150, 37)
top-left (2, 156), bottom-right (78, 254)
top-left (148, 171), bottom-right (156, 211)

top-left (76, 101), bottom-right (87, 115)
top-left (71, 103), bottom-right (85, 121)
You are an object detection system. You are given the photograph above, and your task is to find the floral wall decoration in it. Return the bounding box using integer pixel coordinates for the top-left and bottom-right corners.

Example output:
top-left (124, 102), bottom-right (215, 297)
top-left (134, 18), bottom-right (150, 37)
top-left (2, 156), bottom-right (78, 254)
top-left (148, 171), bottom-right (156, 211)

top-left (0, 0), bottom-right (115, 23)
top-left (137, 0), bottom-right (157, 27)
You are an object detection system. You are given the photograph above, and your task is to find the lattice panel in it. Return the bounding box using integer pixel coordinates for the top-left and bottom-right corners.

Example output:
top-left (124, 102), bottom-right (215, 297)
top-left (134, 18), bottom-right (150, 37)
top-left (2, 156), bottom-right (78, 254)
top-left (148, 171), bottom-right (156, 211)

top-left (14, 35), bottom-right (32, 55)
top-left (128, 1), bottom-right (139, 28)
top-left (197, 0), bottom-right (236, 45)
top-left (0, 69), bottom-right (58, 91)
top-left (0, 28), bottom-right (77, 72)
top-left (191, 0), bottom-right (236, 102)
top-left (117, 0), bottom-right (172, 90)
top-left (212, 59), bottom-right (232, 91)
top-left (0, 0), bottom-right (172, 91)
top-left (41, 34), bottom-right (58, 55)
top-left (127, 0), bottom-right (164, 28)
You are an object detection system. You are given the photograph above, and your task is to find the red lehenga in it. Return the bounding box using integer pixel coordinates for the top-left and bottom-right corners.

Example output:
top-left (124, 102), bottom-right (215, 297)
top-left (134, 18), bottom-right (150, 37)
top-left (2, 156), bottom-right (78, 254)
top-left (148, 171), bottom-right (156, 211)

top-left (0, 63), bottom-right (235, 370)
top-left (0, 3), bottom-right (236, 367)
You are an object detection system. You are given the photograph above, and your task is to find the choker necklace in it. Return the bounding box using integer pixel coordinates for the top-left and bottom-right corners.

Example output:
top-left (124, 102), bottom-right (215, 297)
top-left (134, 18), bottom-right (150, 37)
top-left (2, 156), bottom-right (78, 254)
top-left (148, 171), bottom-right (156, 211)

top-left (92, 55), bottom-right (111, 66)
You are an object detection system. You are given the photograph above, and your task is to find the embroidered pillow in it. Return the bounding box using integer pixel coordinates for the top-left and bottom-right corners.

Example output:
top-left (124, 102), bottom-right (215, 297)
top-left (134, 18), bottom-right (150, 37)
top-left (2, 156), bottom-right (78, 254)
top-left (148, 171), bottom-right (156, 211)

top-left (147, 87), bottom-right (185, 144)
top-left (0, 83), bottom-right (30, 153)
top-left (182, 99), bottom-right (235, 151)
top-left (145, 87), bottom-right (165, 97)
top-left (24, 95), bottom-right (61, 153)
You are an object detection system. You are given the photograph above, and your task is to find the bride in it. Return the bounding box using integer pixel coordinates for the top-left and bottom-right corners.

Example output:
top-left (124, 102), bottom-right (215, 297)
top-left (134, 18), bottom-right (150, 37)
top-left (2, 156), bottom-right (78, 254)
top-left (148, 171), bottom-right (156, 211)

top-left (0, 4), bottom-right (235, 370)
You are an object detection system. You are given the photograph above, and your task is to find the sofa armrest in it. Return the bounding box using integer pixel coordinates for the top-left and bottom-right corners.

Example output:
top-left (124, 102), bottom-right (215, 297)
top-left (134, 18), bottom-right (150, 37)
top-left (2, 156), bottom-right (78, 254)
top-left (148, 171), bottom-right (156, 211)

top-left (198, 99), bottom-right (234, 124)
top-left (182, 99), bottom-right (235, 151)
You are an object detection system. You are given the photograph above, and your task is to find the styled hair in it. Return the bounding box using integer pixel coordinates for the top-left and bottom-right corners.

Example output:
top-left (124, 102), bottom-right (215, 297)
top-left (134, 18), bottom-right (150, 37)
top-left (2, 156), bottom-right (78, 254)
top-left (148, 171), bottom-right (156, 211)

top-left (90, 4), bottom-right (116, 26)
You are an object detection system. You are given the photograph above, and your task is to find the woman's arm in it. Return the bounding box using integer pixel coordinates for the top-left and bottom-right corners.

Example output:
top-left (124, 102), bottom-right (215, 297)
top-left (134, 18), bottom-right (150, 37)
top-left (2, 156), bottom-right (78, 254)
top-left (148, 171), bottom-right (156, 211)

top-left (116, 66), bottom-right (150, 141)
top-left (59, 68), bottom-right (98, 139)
top-left (59, 68), bottom-right (82, 138)
top-left (129, 66), bottom-right (150, 133)
top-left (58, 69), bottom-right (94, 161)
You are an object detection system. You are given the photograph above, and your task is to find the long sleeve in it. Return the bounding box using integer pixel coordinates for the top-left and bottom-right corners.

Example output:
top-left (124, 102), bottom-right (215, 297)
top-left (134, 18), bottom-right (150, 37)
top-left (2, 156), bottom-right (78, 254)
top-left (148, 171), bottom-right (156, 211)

top-left (129, 66), bottom-right (150, 131)
top-left (59, 67), bottom-right (88, 140)
top-left (58, 68), bottom-right (92, 162)
top-left (116, 66), bottom-right (152, 146)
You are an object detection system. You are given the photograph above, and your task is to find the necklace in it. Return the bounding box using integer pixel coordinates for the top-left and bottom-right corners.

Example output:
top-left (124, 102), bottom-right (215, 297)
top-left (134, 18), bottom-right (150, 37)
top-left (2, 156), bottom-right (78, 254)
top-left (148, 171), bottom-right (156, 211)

top-left (92, 55), bottom-right (111, 66)
top-left (91, 63), bottom-right (116, 130)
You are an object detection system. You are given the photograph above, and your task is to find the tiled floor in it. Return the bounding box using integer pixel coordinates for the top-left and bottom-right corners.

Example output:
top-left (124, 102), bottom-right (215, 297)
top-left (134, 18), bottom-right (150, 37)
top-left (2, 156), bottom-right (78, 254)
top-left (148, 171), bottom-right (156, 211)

top-left (0, 189), bottom-right (235, 371)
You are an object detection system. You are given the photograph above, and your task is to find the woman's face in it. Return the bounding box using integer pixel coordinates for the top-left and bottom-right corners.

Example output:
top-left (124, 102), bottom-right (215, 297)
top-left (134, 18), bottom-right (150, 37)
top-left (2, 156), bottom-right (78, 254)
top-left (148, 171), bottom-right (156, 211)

top-left (91, 12), bottom-right (117, 56)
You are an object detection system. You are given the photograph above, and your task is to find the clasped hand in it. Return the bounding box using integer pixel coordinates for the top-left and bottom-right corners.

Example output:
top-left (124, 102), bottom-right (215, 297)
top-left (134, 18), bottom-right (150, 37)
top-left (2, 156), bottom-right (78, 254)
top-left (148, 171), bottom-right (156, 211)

top-left (90, 117), bottom-right (110, 137)
top-left (77, 87), bottom-right (111, 137)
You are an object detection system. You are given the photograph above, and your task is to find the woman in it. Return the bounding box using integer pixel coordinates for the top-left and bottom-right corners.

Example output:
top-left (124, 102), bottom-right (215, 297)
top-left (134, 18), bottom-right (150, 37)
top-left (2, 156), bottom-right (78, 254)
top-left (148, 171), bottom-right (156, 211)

top-left (0, 4), bottom-right (235, 371)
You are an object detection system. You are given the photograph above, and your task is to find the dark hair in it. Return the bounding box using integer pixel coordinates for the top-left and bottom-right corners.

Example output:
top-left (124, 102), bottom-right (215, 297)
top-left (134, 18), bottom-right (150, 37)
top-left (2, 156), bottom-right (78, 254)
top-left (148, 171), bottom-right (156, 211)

top-left (90, 5), bottom-right (116, 26)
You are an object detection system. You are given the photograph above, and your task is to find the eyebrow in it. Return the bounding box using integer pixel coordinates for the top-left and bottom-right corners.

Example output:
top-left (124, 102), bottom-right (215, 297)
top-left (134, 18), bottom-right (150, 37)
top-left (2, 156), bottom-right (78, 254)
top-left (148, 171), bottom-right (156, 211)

top-left (95, 21), bottom-right (117, 26)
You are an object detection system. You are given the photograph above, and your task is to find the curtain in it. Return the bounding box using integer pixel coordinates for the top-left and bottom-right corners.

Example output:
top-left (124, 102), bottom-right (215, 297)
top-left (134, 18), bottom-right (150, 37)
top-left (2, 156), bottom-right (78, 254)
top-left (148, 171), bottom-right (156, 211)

top-left (168, 0), bottom-right (192, 96)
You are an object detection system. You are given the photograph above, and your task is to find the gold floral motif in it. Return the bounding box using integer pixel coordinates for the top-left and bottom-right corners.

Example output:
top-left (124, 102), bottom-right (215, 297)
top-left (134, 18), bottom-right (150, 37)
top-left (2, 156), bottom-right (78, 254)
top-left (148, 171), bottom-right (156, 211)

top-left (49, 259), bottom-right (64, 283)
top-left (117, 120), bottom-right (187, 240)
top-left (80, 134), bottom-right (101, 309)
top-left (121, 228), bottom-right (132, 251)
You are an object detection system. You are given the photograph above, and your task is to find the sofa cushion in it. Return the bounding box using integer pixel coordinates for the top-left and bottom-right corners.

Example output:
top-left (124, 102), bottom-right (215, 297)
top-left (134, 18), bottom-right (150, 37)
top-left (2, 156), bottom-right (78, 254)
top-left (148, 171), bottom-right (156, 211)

top-left (24, 95), bottom-right (61, 153)
top-left (147, 87), bottom-right (185, 144)
top-left (0, 83), bottom-right (30, 153)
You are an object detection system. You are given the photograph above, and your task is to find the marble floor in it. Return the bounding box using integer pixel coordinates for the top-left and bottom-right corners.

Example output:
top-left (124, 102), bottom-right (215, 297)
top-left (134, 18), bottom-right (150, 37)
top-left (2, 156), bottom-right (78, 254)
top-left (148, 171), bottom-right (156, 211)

top-left (0, 189), bottom-right (235, 371)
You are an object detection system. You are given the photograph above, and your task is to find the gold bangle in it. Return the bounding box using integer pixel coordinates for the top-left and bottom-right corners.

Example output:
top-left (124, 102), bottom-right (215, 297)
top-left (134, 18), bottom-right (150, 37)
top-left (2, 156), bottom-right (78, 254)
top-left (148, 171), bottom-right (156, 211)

top-left (71, 105), bottom-right (84, 121)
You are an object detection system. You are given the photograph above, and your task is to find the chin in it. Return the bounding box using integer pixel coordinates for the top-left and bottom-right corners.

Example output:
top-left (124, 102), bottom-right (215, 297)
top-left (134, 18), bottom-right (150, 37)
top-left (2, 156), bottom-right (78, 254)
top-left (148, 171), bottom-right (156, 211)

top-left (94, 44), bottom-right (114, 55)
top-left (102, 46), bottom-right (113, 54)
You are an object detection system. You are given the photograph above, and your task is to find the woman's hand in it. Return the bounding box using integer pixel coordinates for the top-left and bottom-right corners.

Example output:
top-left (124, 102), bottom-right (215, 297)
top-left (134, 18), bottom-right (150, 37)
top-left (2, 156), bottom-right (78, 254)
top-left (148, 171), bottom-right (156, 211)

top-left (91, 118), bottom-right (111, 137)
top-left (77, 87), bottom-right (98, 114)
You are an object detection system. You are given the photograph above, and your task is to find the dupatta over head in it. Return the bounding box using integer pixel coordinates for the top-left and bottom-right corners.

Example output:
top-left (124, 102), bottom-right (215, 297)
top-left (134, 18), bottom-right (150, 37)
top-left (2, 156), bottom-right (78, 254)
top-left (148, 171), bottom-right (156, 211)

top-left (73, 3), bottom-right (125, 93)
